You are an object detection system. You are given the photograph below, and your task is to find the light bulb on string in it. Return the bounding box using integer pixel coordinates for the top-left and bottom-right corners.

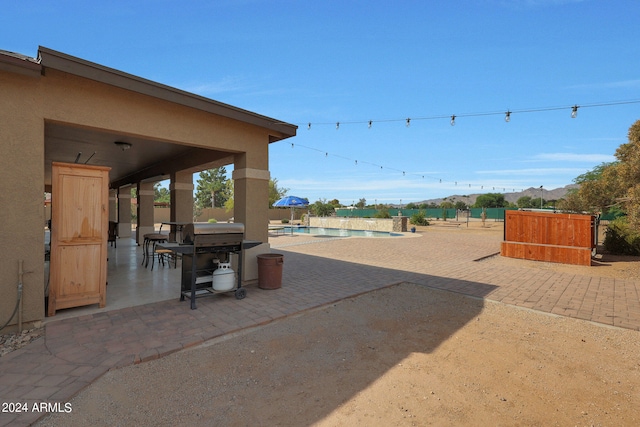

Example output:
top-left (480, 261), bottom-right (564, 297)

top-left (406, 118), bottom-right (411, 128)
top-left (505, 111), bottom-right (511, 122)
top-left (307, 122), bottom-right (311, 130)
top-left (571, 105), bottom-right (579, 118)
top-left (368, 120), bottom-right (372, 129)
top-left (336, 122), bottom-right (340, 130)
top-left (450, 115), bottom-right (456, 126)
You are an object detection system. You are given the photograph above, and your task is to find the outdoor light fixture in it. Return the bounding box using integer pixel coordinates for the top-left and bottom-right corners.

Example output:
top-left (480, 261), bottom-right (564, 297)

top-left (450, 115), bottom-right (456, 126)
top-left (307, 122), bottom-right (311, 130)
top-left (540, 185), bottom-right (543, 208)
top-left (114, 141), bottom-right (132, 151)
top-left (406, 118), bottom-right (411, 127)
top-left (571, 105), bottom-right (579, 118)
top-left (336, 122), bottom-right (340, 130)
top-left (505, 111), bottom-right (511, 122)
top-left (368, 120), bottom-right (372, 128)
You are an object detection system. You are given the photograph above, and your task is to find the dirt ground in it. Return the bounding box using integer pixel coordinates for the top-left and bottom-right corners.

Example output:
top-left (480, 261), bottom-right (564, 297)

top-left (36, 283), bottom-right (640, 427)
top-left (33, 220), bottom-right (640, 426)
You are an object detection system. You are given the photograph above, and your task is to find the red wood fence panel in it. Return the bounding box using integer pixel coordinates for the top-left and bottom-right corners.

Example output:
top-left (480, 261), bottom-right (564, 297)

top-left (500, 210), bottom-right (595, 266)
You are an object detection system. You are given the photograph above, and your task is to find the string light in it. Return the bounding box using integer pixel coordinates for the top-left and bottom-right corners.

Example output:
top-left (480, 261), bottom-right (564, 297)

top-left (291, 143), bottom-right (548, 192)
top-left (279, 97), bottom-right (640, 196)
top-left (289, 99), bottom-right (639, 129)
top-left (571, 105), bottom-right (579, 118)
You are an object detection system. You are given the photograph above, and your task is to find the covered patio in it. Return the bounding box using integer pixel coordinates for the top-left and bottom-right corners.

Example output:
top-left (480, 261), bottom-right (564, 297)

top-left (0, 46), bottom-right (296, 329)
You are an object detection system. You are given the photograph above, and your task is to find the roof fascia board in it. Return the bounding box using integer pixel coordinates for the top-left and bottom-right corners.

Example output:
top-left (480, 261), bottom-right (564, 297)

top-left (0, 50), bottom-right (42, 77)
top-left (37, 46), bottom-right (296, 140)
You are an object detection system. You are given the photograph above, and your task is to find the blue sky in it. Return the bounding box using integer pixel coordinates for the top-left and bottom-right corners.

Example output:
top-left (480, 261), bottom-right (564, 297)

top-left (3, 0), bottom-right (640, 205)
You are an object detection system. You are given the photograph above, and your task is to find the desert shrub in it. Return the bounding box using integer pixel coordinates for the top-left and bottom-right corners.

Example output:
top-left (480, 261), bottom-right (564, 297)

top-left (603, 217), bottom-right (640, 255)
top-left (410, 211), bottom-right (429, 226)
top-left (207, 218), bottom-right (217, 223)
top-left (281, 218), bottom-right (290, 224)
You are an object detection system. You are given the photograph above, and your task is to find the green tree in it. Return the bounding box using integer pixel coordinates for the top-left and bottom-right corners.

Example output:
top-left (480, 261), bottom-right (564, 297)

top-left (195, 167), bottom-right (230, 209)
top-left (223, 180), bottom-right (234, 212)
top-left (454, 201), bottom-right (467, 210)
top-left (355, 198), bottom-right (366, 209)
top-left (517, 196), bottom-right (533, 208)
top-left (224, 178), bottom-right (286, 211)
top-left (269, 178), bottom-right (289, 208)
top-left (310, 199), bottom-right (335, 216)
top-left (154, 183), bottom-right (170, 204)
top-left (373, 207), bottom-right (391, 218)
top-left (474, 193), bottom-right (507, 208)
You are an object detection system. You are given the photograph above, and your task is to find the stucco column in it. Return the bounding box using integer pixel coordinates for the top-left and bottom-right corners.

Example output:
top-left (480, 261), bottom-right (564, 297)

top-left (170, 170), bottom-right (194, 242)
top-left (117, 185), bottom-right (133, 238)
top-left (0, 109), bottom-right (44, 329)
top-left (109, 189), bottom-right (117, 222)
top-left (232, 161), bottom-right (271, 284)
top-left (232, 167), bottom-right (270, 242)
top-left (137, 182), bottom-right (155, 244)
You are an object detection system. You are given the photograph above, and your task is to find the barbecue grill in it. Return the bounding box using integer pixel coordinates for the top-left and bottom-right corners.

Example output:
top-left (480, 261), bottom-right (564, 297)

top-left (159, 223), bottom-right (261, 309)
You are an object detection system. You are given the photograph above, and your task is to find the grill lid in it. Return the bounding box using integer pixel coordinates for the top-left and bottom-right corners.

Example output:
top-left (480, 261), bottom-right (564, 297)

top-left (182, 223), bottom-right (244, 244)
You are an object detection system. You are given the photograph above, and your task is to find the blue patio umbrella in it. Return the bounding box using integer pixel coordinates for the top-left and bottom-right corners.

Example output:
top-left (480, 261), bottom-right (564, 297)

top-left (273, 196), bottom-right (309, 222)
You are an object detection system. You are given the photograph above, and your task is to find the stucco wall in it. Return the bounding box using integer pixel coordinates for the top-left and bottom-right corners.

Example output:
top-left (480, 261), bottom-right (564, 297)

top-left (0, 70), bottom-right (45, 329)
top-left (154, 207), bottom-right (307, 224)
top-left (309, 217), bottom-right (395, 232)
top-left (1, 55), bottom-right (280, 327)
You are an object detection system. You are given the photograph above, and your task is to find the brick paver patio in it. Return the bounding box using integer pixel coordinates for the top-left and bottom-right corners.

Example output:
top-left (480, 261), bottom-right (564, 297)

top-left (1, 227), bottom-right (639, 426)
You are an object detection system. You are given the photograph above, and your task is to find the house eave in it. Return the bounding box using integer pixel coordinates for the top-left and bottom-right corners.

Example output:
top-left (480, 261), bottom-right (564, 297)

top-left (37, 46), bottom-right (297, 141)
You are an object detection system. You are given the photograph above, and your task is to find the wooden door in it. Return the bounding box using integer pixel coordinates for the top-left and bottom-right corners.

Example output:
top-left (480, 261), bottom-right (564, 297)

top-left (48, 162), bottom-right (110, 316)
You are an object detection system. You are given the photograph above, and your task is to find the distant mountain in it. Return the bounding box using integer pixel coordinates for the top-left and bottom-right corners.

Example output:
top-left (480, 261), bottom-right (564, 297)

top-left (403, 185), bottom-right (579, 207)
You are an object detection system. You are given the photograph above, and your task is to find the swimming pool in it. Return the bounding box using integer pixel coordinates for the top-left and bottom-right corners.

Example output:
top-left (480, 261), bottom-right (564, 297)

top-left (282, 226), bottom-right (403, 238)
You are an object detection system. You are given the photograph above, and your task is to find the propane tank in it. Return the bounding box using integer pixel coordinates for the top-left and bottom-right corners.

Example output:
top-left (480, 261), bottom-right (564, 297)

top-left (212, 262), bottom-right (235, 291)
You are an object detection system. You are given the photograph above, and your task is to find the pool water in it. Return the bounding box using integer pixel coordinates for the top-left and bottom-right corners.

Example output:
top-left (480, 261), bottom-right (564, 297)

top-left (283, 226), bottom-right (402, 238)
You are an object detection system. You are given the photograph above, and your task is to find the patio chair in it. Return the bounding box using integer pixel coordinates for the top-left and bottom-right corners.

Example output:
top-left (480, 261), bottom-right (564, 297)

top-left (108, 221), bottom-right (118, 248)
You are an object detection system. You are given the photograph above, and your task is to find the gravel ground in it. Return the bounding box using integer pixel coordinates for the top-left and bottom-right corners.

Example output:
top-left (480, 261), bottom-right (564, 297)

top-left (0, 328), bottom-right (45, 357)
top-left (35, 283), bottom-right (640, 427)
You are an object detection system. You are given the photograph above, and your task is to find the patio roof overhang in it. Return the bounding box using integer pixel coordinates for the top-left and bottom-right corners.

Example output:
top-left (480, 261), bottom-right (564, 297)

top-left (9, 47), bottom-right (298, 189)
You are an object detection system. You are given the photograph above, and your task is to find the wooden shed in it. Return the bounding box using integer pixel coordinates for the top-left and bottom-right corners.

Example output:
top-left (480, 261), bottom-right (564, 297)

top-left (500, 210), bottom-right (597, 266)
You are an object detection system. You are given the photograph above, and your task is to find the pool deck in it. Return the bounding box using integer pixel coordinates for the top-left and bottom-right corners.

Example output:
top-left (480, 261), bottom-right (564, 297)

top-left (2, 225), bottom-right (640, 426)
